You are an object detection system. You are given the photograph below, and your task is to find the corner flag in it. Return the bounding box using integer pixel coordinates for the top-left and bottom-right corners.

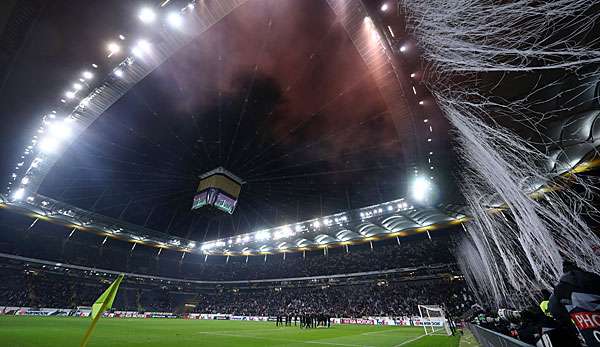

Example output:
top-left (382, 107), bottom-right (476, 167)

top-left (80, 274), bottom-right (124, 347)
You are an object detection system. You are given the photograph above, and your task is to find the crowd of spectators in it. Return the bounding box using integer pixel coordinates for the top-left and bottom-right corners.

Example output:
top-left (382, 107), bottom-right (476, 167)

top-left (0, 257), bottom-right (475, 318)
top-left (194, 279), bottom-right (475, 318)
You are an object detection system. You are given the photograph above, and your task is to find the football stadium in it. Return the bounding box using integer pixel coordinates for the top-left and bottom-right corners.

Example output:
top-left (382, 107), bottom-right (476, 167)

top-left (1, 1), bottom-right (600, 347)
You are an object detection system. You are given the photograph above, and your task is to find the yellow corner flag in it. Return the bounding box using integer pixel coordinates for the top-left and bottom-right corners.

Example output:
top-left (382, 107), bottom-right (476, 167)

top-left (80, 274), bottom-right (124, 347)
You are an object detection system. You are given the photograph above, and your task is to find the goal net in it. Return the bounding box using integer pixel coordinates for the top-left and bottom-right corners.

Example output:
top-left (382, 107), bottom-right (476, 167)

top-left (417, 305), bottom-right (452, 336)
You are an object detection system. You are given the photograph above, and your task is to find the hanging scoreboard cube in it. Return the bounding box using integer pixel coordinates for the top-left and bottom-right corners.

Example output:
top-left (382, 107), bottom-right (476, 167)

top-left (192, 167), bottom-right (243, 214)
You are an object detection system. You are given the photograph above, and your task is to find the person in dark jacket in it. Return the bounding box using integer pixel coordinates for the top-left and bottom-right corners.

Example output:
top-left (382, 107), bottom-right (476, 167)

top-left (548, 261), bottom-right (600, 347)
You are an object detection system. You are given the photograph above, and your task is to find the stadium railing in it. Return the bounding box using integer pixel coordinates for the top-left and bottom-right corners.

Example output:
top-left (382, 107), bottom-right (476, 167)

top-left (468, 324), bottom-right (534, 347)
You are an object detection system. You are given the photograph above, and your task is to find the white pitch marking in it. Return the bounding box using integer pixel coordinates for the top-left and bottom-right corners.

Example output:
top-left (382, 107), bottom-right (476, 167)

top-left (199, 331), bottom-right (375, 347)
top-left (392, 333), bottom-right (427, 347)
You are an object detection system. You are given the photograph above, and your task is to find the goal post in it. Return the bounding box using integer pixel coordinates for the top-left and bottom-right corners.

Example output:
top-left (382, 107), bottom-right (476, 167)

top-left (417, 305), bottom-right (452, 336)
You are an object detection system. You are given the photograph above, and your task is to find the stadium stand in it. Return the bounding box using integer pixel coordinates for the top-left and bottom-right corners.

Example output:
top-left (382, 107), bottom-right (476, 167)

top-left (0, 255), bottom-right (475, 318)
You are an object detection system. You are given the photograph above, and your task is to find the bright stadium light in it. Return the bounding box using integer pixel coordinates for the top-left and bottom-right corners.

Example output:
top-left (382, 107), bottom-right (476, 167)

top-left (380, 3), bottom-right (389, 12)
top-left (132, 40), bottom-right (151, 58)
top-left (400, 45), bottom-right (407, 52)
top-left (12, 188), bottom-right (25, 201)
top-left (114, 68), bottom-right (124, 78)
top-left (65, 91), bottom-right (76, 99)
top-left (39, 137), bottom-right (60, 153)
top-left (138, 7), bottom-right (156, 23)
top-left (21, 177), bottom-right (29, 185)
top-left (255, 230), bottom-right (271, 241)
top-left (167, 12), bottom-right (183, 28)
top-left (49, 119), bottom-right (73, 140)
top-left (73, 83), bottom-right (83, 91)
top-left (82, 71), bottom-right (93, 80)
top-left (107, 42), bottom-right (121, 57)
top-left (411, 176), bottom-right (433, 202)
top-left (274, 226), bottom-right (294, 240)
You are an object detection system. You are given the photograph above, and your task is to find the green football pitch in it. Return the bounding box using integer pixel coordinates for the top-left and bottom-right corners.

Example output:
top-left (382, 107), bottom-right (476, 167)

top-left (0, 316), bottom-right (460, 347)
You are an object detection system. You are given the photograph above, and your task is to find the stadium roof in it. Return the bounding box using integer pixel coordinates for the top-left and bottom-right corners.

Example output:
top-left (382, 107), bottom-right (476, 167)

top-left (0, 0), bottom-right (456, 251)
top-left (0, 191), bottom-right (466, 254)
top-left (0, 0), bottom-right (598, 258)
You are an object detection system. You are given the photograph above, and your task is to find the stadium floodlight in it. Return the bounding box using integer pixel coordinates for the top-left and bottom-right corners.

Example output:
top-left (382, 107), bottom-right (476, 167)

top-left (274, 226), bottom-right (294, 240)
top-left (419, 100), bottom-right (425, 105)
top-left (21, 177), bottom-right (29, 185)
top-left (387, 205), bottom-right (393, 211)
top-left (107, 42), bottom-right (121, 57)
top-left (200, 243), bottom-right (213, 251)
top-left (187, 3), bottom-right (195, 10)
top-left (138, 7), bottom-right (156, 23)
top-left (82, 71), bottom-right (93, 80)
top-left (39, 137), bottom-right (60, 153)
top-left (114, 68), bottom-right (124, 78)
top-left (255, 230), bottom-right (270, 241)
top-left (12, 188), bottom-right (25, 201)
top-left (380, 3), bottom-right (389, 12)
top-left (119, 34), bottom-right (126, 40)
top-left (73, 83), bottom-right (83, 91)
top-left (410, 72), bottom-right (416, 78)
top-left (400, 45), bottom-right (407, 52)
top-left (26, 196), bottom-right (34, 203)
top-left (49, 119), bottom-right (73, 140)
top-left (65, 91), bottom-right (76, 99)
top-left (313, 221), bottom-right (320, 228)
top-left (132, 39), bottom-right (151, 58)
top-left (242, 235), bottom-right (250, 243)
top-left (411, 176), bottom-right (433, 202)
top-left (167, 12), bottom-right (183, 28)
top-left (295, 225), bottom-right (303, 232)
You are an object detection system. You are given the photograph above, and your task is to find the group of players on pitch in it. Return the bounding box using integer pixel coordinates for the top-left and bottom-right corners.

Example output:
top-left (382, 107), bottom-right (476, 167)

top-left (275, 313), bottom-right (332, 328)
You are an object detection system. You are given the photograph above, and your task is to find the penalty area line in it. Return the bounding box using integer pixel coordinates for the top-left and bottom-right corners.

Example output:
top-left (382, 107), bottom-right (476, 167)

top-left (199, 331), bottom-right (376, 347)
top-left (392, 333), bottom-right (427, 347)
